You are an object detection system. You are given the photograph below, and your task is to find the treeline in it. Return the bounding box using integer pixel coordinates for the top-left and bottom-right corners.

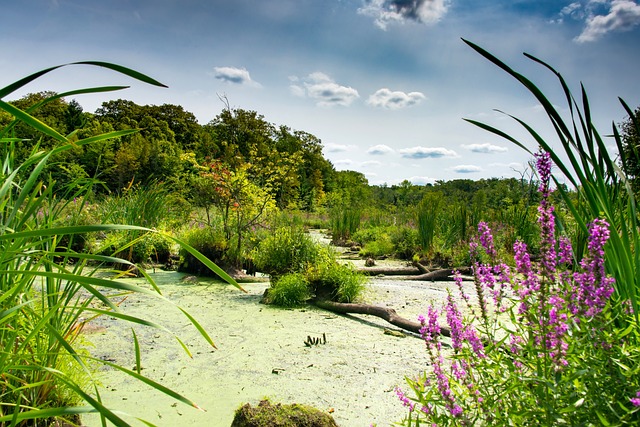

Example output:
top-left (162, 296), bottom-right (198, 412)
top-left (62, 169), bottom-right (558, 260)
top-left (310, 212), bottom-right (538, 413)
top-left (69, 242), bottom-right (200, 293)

top-left (2, 92), bottom-right (548, 213)
top-left (2, 93), bottom-right (335, 210)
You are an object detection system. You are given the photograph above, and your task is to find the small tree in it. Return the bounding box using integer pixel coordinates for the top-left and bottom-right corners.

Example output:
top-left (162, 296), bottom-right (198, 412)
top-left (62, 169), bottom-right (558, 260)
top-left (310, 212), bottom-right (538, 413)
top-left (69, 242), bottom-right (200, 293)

top-left (195, 160), bottom-right (276, 268)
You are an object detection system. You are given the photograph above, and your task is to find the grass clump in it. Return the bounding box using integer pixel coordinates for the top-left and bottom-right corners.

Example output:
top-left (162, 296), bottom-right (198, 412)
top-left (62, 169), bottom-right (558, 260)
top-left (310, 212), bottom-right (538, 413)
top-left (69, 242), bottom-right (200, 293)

top-left (265, 273), bottom-right (311, 307)
top-left (253, 225), bottom-right (367, 305)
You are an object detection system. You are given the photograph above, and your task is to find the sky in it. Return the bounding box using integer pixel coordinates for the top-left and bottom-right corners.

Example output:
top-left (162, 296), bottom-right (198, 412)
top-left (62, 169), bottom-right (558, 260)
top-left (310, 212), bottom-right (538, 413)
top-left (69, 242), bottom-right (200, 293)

top-left (2, 0), bottom-right (640, 185)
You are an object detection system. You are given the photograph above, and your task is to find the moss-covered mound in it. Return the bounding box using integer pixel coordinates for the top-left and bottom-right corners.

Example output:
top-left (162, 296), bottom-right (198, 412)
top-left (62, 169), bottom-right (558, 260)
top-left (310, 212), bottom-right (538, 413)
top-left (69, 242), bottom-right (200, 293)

top-left (231, 399), bottom-right (338, 427)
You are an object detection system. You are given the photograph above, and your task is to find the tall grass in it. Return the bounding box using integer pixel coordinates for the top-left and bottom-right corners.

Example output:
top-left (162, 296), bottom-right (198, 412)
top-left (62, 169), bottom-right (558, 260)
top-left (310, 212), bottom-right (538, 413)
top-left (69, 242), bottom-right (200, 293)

top-left (0, 63), bottom-right (240, 426)
top-left (463, 39), bottom-right (640, 321)
top-left (416, 192), bottom-right (442, 253)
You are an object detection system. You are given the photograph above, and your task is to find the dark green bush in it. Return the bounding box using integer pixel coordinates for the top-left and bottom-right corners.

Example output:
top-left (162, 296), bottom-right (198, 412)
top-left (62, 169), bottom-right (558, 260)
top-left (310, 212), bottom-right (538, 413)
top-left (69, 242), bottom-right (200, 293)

top-left (251, 226), bottom-right (321, 277)
top-left (178, 226), bottom-right (229, 276)
top-left (390, 226), bottom-right (419, 260)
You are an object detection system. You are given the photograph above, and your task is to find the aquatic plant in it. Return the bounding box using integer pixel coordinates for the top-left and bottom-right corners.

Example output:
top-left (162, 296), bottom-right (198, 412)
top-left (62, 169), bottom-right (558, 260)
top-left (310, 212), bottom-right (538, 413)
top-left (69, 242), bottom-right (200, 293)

top-left (0, 63), bottom-right (239, 426)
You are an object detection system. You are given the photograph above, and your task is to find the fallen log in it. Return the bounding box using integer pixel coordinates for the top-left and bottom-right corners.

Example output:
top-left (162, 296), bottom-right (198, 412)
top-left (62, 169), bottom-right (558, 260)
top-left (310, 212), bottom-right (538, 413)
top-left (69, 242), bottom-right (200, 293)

top-left (356, 265), bottom-right (421, 276)
top-left (313, 299), bottom-right (451, 337)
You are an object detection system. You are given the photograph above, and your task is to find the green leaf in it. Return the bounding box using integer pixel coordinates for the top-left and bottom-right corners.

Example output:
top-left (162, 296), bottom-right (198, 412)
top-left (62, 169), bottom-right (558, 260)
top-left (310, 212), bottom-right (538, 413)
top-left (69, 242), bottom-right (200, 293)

top-left (0, 100), bottom-right (67, 142)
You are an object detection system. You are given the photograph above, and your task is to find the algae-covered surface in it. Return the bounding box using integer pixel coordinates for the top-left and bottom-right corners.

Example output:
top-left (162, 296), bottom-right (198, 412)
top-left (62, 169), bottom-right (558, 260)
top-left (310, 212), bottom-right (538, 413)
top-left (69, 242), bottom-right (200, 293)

top-left (83, 268), bottom-right (460, 427)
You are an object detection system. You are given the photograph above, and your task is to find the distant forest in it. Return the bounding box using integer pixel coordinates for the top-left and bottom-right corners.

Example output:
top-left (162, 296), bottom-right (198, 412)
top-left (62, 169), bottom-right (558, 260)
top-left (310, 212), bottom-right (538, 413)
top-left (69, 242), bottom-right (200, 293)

top-left (2, 92), bottom-right (544, 214)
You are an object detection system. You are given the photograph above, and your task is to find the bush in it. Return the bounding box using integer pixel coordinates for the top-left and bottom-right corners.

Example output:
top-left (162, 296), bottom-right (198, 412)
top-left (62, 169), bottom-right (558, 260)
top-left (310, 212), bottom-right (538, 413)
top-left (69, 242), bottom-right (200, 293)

top-left (178, 226), bottom-right (229, 276)
top-left (308, 257), bottom-right (367, 303)
top-left (360, 237), bottom-right (394, 258)
top-left (98, 230), bottom-right (173, 264)
top-left (265, 273), bottom-right (311, 307)
top-left (390, 226), bottom-right (419, 260)
top-left (251, 226), bottom-right (321, 277)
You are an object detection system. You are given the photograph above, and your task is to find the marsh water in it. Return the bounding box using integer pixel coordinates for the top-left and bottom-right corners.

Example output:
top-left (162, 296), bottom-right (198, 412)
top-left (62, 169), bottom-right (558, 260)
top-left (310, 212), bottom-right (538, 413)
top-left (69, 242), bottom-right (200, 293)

top-left (83, 261), bottom-right (463, 426)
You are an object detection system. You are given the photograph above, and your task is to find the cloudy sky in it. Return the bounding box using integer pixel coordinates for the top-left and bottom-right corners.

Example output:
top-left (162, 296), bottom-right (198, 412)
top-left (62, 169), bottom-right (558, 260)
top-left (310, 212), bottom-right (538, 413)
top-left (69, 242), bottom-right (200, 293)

top-left (3, 0), bottom-right (640, 185)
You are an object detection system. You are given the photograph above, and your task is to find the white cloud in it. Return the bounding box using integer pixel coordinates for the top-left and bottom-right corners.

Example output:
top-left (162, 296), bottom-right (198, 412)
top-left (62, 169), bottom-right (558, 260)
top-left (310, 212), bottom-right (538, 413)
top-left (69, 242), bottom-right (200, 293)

top-left (361, 160), bottom-right (382, 167)
top-left (407, 175), bottom-right (436, 185)
top-left (367, 144), bottom-right (395, 155)
top-left (451, 165), bottom-right (482, 173)
top-left (290, 72), bottom-right (359, 107)
top-left (213, 66), bottom-right (257, 85)
top-left (358, 0), bottom-right (450, 30)
top-left (333, 159), bottom-right (355, 168)
top-left (399, 146), bottom-right (457, 159)
top-left (575, 0), bottom-right (640, 42)
top-left (324, 143), bottom-right (350, 152)
top-left (462, 143), bottom-right (508, 153)
top-left (366, 88), bottom-right (426, 109)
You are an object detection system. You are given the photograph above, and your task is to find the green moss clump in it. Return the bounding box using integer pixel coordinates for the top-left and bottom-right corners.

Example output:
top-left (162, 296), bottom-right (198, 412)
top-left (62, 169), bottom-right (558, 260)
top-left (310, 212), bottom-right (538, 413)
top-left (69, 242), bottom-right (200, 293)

top-left (231, 399), bottom-right (338, 427)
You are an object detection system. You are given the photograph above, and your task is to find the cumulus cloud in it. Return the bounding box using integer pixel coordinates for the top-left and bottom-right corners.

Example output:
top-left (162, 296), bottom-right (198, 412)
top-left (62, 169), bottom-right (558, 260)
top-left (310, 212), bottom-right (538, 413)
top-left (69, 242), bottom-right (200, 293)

top-left (358, 0), bottom-right (450, 30)
top-left (213, 66), bottom-right (257, 85)
top-left (333, 159), bottom-right (355, 168)
top-left (361, 160), bottom-right (382, 167)
top-left (367, 144), bottom-right (395, 155)
top-left (558, 1), bottom-right (640, 42)
top-left (366, 88), bottom-right (426, 109)
top-left (324, 143), bottom-right (350, 152)
top-left (408, 175), bottom-right (436, 185)
top-left (452, 165), bottom-right (482, 173)
top-left (289, 72), bottom-right (359, 107)
top-left (399, 146), bottom-right (457, 159)
top-left (576, 0), bottom-right (640, 42)
top-left (462, 143), bottom-right (508, 153)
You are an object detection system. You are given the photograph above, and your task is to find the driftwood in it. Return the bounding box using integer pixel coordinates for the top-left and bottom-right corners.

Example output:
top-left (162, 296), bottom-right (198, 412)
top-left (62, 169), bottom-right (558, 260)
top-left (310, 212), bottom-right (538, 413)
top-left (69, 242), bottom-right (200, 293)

top-left (313, 299), bottom-right (451, 337)
top-left (357, 265), bottom-right (420, 276)
top-left (358, 264), bottom-right (473, 282)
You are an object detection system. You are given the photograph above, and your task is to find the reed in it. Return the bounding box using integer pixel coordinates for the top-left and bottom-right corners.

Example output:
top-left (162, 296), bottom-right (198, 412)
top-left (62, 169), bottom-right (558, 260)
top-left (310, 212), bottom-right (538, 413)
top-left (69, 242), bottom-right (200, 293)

top-left (0, 63), bottom-right (240, 426)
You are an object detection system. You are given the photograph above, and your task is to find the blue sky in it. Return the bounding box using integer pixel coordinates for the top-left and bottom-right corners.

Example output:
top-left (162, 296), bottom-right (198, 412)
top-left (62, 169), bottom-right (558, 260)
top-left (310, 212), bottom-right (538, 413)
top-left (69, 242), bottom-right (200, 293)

top-left (3, 0), bottom-right (640, 185)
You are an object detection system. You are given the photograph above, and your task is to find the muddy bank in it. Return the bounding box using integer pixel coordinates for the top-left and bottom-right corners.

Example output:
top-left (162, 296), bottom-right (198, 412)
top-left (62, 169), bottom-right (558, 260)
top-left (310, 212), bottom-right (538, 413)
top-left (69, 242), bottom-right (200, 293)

top-left (83, 270), bottom-right (464, 427)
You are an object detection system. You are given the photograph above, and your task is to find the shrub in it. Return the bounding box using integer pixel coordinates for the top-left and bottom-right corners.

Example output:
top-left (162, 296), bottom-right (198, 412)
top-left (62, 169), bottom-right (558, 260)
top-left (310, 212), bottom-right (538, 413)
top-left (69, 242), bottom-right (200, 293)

top-left (390, 226), bottom-right (419, 260)
top-left (308, 258), bottom-right (367, 303)
top-left (360, 236), bottom-right (395, 258)
top-left (265, 273), bottom-right (311, 307)
top-left (251, 226), bottom-right (321, 277)
top-left (178, 226), bottom-right (229, 276)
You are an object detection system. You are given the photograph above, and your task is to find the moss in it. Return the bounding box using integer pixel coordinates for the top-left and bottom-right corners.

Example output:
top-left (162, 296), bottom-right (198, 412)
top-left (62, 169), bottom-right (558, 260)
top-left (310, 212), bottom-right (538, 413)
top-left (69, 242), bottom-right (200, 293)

top-left (231, 399), bottom-right (338, 427)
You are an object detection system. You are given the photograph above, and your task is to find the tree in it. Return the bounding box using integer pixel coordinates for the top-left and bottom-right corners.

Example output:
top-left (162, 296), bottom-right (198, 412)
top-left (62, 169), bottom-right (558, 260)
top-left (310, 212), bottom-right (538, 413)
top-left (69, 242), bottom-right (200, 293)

top-left (620, 105), bottom-right (640, 194)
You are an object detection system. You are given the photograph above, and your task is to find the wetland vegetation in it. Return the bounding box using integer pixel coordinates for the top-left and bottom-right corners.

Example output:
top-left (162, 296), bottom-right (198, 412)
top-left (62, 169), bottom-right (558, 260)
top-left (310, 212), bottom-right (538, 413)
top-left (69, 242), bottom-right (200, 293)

top-left (1, 41), bottom-right (640, 426)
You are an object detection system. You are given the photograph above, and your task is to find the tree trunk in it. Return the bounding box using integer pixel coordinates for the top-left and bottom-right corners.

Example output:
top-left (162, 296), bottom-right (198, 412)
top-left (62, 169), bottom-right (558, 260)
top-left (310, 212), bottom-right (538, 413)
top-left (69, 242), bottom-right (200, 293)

top-left (313, 299), bottom-right (451, 337)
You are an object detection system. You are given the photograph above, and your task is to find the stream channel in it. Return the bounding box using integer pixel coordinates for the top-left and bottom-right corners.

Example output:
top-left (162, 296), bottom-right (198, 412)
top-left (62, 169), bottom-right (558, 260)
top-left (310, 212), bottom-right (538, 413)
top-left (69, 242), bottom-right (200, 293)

top-left (83, 239), bottom-right (464, 426)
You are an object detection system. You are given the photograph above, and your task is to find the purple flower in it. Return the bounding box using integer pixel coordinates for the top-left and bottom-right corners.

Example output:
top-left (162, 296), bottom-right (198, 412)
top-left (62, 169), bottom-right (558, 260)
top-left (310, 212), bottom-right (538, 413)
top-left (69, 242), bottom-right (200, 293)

top-left (446, 295), bottom-right (465, 352)
top-left (572, 218), bottom-right (615, 317)
top-left (478, 221), bottom-right (496, 258)
top-left (631, 391), bottom-right (640, 407)
top-left (394, 386), bottom-right (415, 411)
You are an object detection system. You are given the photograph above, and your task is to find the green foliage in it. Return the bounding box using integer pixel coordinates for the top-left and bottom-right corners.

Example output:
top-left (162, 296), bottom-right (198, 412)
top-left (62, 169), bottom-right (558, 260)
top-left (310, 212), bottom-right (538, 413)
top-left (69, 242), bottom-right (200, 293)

top-left (619, 105), bottom-right (640, 195)
top-left (417, 192), bottom-right (442, 253)
top-left (251, 226), bottom-right (321, 278)
top-left (313, 261), bottom-right (367, 303)
top-left (265, 273), bottom-right (311, 307)
top-left (390, 226), bottom-right (419, 260)
top-left (463, 38), bottom-right (640, 321)
top-left (178, 226), bottom-right (229, 276)
top-left (253, 226), bottom-right (367, 304)
top-left (360, 236), bottom-right (395, 258)
top-left (96, 184), bottom-right (177, 264)
top-left (0, 62), bottom-right (239, 426)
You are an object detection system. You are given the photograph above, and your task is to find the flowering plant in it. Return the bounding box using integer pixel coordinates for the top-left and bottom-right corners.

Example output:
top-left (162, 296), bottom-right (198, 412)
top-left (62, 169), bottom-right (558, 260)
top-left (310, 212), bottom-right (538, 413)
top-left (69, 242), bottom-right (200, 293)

top-left (397, 151), bottom-right (640, 426)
